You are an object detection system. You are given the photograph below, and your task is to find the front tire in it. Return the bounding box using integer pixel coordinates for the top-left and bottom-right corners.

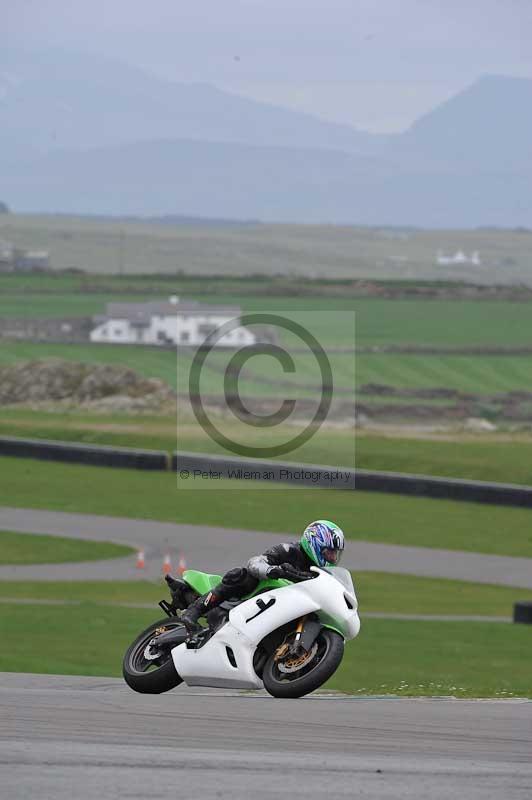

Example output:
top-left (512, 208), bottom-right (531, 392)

top-left (123, 617), bottom-right (185, 694)
top-left (262, 628), bottom-right (344, 699)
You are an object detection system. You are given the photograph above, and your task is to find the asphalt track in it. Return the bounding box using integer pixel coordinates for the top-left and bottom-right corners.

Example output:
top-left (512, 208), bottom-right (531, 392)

top-left (1, 512), bottom-right (531, 798)
top-left (1, 673), bottom-right (530, 800)
top-left (1, 507), bottom-right (532, 587)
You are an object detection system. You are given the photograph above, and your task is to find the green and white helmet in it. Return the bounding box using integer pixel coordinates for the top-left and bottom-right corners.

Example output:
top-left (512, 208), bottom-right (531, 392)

top-left (300, 520), bottom-right (345, 567)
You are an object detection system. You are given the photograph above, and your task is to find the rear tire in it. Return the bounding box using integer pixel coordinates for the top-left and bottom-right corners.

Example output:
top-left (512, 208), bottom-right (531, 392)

top-left (262, 629), bottom-right (344, 699)
top-left (123, 618), bottom-right (185, 694)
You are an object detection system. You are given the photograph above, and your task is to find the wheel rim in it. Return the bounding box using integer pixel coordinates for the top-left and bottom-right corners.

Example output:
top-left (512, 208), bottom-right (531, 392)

top-left (271, 633), bottom-right (330, 684)
top-left (277, 642), bottom-right (318, 674)
top-left (128, 622), bottom-right (184, 674)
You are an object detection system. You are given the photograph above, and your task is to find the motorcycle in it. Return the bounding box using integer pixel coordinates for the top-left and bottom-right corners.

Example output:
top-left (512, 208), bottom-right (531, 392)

top-left (123, 565), bottom-right (360, 699)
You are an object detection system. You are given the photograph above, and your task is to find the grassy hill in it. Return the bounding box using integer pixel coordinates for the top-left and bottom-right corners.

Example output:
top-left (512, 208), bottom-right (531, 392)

top-left (1, 214), bottom-right (531, 283)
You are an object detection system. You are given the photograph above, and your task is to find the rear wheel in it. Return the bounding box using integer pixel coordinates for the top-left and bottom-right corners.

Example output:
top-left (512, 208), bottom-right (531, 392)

top-left (122, 618), bottom-right (185, 694)
top-left (262, 628), bottom-right (344, 699)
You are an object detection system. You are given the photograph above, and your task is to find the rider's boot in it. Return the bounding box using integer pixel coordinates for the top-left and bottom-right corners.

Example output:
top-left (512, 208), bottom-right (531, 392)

top-left (180, 591), bottom-right (221, 633)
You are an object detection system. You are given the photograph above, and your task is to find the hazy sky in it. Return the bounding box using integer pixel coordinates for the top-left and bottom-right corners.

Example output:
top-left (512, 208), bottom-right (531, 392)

top-left (5, 0), bottom-right (532, 131)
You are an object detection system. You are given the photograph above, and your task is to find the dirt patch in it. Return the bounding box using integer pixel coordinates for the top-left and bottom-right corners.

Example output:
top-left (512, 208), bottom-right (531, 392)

top-left (0, 359), bottom-right (176, 412)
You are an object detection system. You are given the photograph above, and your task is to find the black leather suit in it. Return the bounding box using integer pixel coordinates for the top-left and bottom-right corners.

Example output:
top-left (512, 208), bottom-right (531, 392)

top-left (181, 542), bottom-right (314, 626)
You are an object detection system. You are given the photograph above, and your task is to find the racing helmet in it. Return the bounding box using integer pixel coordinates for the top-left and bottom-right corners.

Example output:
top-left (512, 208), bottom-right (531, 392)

top-left (300, 520), bottom-right (345, 567)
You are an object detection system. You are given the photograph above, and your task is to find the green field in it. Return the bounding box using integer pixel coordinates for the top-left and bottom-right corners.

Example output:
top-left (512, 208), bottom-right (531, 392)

top-left (2, 341), bottom-right (532, 400)
top-left (2, 271), bottom-right (532, 419)
top-left (354, 572), bottom-right (532, 616)
top-left (356, 431), bottom-right (532, 485)
top-left (333, 619), bottom-right (532, 698)
top-left (2, 456), bottom-right (532, 557)
top-left (2, 272), bottom-right (532, 348)
top-left (2, 213), bottom-right (531, 284)
top-left (0, 291), bottom-right (144, 319)
top-left (0, 530), bottom-right (132, 564)
top-left (198, 294), bottom-right (532, 348)
top-left (0, 601), bottom-right (528, 697)
top-left (200, 347), bottom-right (532, 395)
top-left (0, 602), bottom-right (155, 677)
top-left (3, 409), bottom-right (532, 485)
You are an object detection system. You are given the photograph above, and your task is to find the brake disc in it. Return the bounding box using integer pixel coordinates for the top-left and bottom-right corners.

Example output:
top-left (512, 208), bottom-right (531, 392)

top-left (143, 629), bottom-right (167, 661)
top-left (278, 642), bottom-right (318, 674)
top-left (143, 643), bottom-right (161, 661)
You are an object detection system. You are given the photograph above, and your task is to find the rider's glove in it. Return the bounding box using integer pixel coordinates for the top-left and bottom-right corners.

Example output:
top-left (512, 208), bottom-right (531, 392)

top-left (283, 564), bottom-right (310, 582)
top-left (266, 565), bottom-right (285, 579)
top-left (270, 563), bottom-right (313, 582)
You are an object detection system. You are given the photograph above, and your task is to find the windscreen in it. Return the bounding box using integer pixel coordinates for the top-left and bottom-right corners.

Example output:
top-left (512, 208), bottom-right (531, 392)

top-left (322, 566), bottom-right (355, 594)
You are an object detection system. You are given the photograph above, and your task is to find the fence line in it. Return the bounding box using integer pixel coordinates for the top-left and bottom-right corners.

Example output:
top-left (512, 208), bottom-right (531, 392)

top-left (1, 435), bottom-right (532, 508)
top-left (0, 435), bottom-right (168, 471)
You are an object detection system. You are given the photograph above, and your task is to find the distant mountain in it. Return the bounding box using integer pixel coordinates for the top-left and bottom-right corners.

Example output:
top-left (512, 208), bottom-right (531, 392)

top-left (1, 138), bottom-right (381, 221)
top-left (1, 46), bottom-right (531, 226)
top-left (4, 136), bottom-right (530, 227)
top-left (392, 75), bottom-right (532, 170)
top-left (0, 47), bottom-right (381, 158)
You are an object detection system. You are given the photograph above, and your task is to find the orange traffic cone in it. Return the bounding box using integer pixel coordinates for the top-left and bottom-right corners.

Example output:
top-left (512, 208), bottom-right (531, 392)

top-left (177, 552), bottom-right (187, 576)
top-left (136, 548), bottom-right (146, 570)
top-left (162, 552), bottom-right (172, 575)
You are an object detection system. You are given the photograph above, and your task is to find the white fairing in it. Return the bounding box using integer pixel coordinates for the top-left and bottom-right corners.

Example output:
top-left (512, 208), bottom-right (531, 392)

top-left (172, 567), bottom-right (360, 690)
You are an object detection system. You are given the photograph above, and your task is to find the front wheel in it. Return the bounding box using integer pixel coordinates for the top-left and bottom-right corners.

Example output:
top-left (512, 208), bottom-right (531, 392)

top-left (262, 628), bottom-right (344, 699)
top-left (123, 617), bottom-right (185, 694)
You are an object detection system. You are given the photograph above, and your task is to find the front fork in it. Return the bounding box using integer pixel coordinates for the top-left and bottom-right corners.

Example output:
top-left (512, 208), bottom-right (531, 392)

top-left (274, 615), bottom-right (322, 661)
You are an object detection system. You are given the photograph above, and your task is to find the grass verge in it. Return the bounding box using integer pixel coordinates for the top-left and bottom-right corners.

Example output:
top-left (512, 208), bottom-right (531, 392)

top-left (2, 456), bottom-right (532, 557)
top-left (3, 409), bottom-right (532, 486)
top-left (0, 603), bottom-right (529, 697)
top-left (354, 572), bottom-right (531, 617)
top-left (330, 619), bottom-right (532, 698)
top-left (0, 530), bottom-right (133, 564)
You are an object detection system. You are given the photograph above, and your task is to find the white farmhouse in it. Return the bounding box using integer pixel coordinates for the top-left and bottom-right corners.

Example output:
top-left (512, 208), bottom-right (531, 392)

top-left (436, 250), bottom-right (481, 266)
top-left (90, 297), bottom-right (256, 347)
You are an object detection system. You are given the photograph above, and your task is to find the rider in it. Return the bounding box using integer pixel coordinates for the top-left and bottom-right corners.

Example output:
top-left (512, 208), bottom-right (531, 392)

top-left (180, 519), bottom-right (345, 633)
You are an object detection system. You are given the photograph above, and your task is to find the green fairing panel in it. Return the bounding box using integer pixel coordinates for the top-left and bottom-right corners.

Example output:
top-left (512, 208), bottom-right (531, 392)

top-left (183, 571), bottom-right (291, 597)
top-left (183, 569), bottom-right (222, 595)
